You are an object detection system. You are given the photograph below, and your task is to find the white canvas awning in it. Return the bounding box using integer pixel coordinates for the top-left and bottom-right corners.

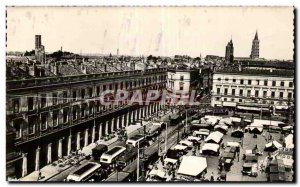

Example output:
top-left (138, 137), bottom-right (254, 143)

top-left (177, 156), bottom-right (207, 177)
top-left (219, 118), bottom-right (233, 125)
top-left (194, 130), bottom-right (209, 136)
top-left (202, 143), bottom-right (219, 152)
top-left (265, 141), bottom-right (283, 149)
top-left (164, 157), bottom-right (178, 164)
top-left (149, 169), bottom-right (166, 178)
top-left (275, 102), bottom-right (289, 110)
top-left (205, 131), bottom-right (224, 144)
top-left (275, 105), bottom-right (289, 110)
top-left (173, 144), bottom-right (188, 151)
top-left (245, 150), bottom-right (254, 156)
top-left (247, 123), bottom-right (263, 132)
top-left (285, 134), bottom-right (294, 149)
top-left (227, 141), bottom-right (240, 148)
top-left (191, 120), bottom-right (200, 124)
top-left (214, 124), bottom-right (228, 131)
top-left (253, 119), bottom-right (285, 127)
top-left (180, 140), bottom-right (193, 147)
top-left (223, 102), bottom-right (237, 107)
top-left (283, 126), bottom-right (293, 130)
top-left (187, 136), bottom-right (201, 142)
top-left (237, 106), bottom-right (268, 111)
top-left (249, 126), bottom-right (263, 132)
top-left (230, 117), bottom-right (241, 123)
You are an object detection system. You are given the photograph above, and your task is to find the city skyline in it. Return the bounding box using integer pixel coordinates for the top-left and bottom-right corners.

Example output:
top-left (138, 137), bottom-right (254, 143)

top-left (6, 6), bottom-right (295, 182)
top-left (7, 7), bottom-right (294, 59)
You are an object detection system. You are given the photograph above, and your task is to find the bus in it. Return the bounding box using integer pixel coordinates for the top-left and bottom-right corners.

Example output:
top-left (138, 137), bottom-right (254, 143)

top-left (92, 144), bottom-right (108, 160)
top-left (100, 146), bottom-right (126, 166)
top-left (66, 162), bottom-right (101, 182)
top-left (116, 147), bottom-right (138, 169)
top-left (146, 125), bottom-right (161, 140)
top-left (126, 134), bottom-right (146, 147)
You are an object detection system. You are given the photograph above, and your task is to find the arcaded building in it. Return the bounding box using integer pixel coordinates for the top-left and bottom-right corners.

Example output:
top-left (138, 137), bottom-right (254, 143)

top-left (6, 60), bottom-right (167, 179)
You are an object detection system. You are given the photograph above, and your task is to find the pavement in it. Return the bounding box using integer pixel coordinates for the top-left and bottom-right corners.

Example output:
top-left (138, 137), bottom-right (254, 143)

top-left (47, 109), bottom-right (174, 181)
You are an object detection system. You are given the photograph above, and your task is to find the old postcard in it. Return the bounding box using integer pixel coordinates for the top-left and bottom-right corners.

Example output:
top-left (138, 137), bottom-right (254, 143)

top-left (6, 6), bottom-right (294, 182)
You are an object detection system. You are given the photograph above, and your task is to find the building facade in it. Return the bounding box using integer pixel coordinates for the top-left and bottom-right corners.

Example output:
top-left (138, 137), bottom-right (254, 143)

top-left (211, 68), bottom-right (294, 112)
top-left (6, 68), bottom-right (167, 179)
top-left (250, 31), bottom-right (260, 59)
top-left (166, 68), bottom-right (200, 105)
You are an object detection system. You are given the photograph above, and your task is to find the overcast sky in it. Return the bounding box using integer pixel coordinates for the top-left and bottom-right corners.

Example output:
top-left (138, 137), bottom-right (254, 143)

top-left (6, 6), bottom-right (294, 60)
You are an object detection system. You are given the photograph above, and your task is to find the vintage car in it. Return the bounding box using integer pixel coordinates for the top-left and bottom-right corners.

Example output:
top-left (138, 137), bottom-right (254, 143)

top-left (242, 163), bottom-right (258, 177)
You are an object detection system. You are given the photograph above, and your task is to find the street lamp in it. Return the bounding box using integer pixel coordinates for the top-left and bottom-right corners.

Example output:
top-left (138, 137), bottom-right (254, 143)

top-left (165, 122), bottom-right (168, 154)
top-left (137, 121), bottom-right (146, 182)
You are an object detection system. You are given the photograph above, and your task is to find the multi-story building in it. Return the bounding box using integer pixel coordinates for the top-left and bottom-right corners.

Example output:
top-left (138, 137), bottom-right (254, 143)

top-left (6, 61), bottom-right (167, 179)
top-left (166, 68), bottom-right (200, 105)
top-left (211, 62), bottom-right (294, 113)
top-left (250, 31), bottom-right (260, 59)
top-left (225, 39), bottom-right (234, 63)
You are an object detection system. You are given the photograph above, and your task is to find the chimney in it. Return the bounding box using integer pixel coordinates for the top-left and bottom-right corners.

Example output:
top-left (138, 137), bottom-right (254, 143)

top-left (81, 63), bottom-right (87, 74)
top-left (104, 64), bottom-right (107, 72)
top-left (238, 64), bottom-right (242, 72)
top-left (131, 62), bottom-right (135, 70)
top-left (28, 64), bottom-right (37, 76)
top-left (50, 63), bottom-right (59, 75)
top-left (25, 65), bottom-right (29, 74)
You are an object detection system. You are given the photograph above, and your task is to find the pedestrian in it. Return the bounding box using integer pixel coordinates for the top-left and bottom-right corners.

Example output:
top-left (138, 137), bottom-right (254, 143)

top-left (172, 170), bottom-right (176, 179)
top-left (242, 154), bottom-right (246, 160)
top-left (219, 164), bottom-right (223, 172)
top-left (210, 175), bottom-right (214, 181)
top-left (38, 170), bottom-right (42, 180)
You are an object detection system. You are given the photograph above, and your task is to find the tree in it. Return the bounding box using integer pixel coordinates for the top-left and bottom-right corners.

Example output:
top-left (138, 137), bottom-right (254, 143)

top-left (24, 50), bottom-right (35, 56)
top-left (147, 55), bottom-right (153, 61)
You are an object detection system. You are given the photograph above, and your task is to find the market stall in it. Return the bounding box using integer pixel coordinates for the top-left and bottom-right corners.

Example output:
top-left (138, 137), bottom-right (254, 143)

top-left (201, 143), bottom-right (220, 156)
top-left (265, 141), bottom-right (283, 152)
top-left (177, 156), bottom-right (207, 178)
top-left (205, 131), bottom-right (224, 144)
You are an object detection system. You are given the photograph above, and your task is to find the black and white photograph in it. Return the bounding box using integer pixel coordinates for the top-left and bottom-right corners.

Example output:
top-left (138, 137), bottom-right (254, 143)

top-left (5, 6), bottom-right (295, 183)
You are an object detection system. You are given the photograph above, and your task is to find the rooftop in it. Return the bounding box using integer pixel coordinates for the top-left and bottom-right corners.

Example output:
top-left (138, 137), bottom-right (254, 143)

top-left (215, 65), bottom-right (294, 77)
top-left (239, 60), bottom-right (294, 70)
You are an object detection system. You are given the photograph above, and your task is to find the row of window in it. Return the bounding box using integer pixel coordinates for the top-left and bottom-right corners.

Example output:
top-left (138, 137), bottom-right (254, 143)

top-left (13, 102), bottom-right (157, 138)
top-left (215, 97), bottom-right (277, 105)
top-left (168, 81), bottom-right (186, 91)
top-left (216, 88), bottom-right (294, 99)
top-left (11, 79), bottom-right (167, 114)
top-left (217, 78), bottom-right (293, 87)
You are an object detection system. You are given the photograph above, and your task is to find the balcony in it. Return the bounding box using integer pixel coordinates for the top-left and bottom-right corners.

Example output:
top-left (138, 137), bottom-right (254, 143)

top-left (6, 68), bottom-right (167, 91)
top-left (14, 103), bottom-right (135, 146)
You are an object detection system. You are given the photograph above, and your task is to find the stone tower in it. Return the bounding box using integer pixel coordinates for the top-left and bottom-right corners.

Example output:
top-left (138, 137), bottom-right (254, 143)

top-left (225, 38), bottom-right (234, 63)
top-left (250, 31), bottom-right (260, 59)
